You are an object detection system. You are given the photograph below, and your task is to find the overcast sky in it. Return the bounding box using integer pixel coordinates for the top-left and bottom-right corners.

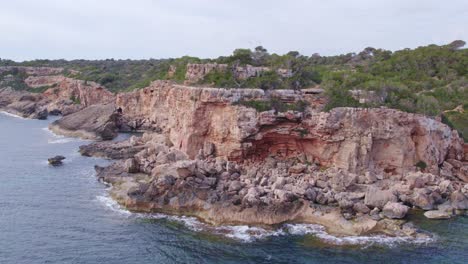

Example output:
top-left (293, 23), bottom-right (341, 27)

top-left (1, 0), bottom-right (467, 61)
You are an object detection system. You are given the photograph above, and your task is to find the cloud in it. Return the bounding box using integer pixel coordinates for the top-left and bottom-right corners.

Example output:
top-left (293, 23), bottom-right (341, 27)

top-left (0, 0), bottom-right (467, 61)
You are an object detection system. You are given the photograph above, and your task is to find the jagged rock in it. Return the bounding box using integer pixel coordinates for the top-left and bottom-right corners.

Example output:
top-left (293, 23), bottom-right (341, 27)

top-left (364, 186), bottom-right (397, 209)
top-left (48, 155), bottom-right (65, 166)
top-left (411, 189), bottom-right (435, 210)
top-left (439, 180), bottom-right (454, 196)
top-left (382, 202), bottom-right (409, 219)
top-left (124, 158), bottom-right (139, 173)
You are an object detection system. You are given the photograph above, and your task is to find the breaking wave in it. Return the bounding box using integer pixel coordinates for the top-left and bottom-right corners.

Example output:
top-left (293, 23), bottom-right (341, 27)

top-left (0, 111), bottom-right (26, 119)
top-left (41, 127), bottom-right (82, 144)
top-left (96, 194), bottom-right (436, 245)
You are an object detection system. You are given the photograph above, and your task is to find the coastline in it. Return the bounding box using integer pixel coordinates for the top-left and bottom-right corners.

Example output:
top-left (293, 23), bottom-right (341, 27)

top-left (1, 78), bottom-right (467, 243)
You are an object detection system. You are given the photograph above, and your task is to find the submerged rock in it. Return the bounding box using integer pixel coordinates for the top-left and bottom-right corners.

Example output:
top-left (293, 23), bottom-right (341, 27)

top-left (48, 155), bottom-right (65, 166)
top-left (424, 210), bottom-right (453, 219)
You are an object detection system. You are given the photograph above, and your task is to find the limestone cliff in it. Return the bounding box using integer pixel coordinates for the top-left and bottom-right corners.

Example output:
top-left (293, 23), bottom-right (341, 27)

top-left (115, 80), bottom-right (464, 177)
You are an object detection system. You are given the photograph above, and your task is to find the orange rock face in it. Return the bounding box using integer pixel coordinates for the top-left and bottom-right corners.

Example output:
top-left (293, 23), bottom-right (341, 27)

top-left (115, 81), bottom-right (465, 176)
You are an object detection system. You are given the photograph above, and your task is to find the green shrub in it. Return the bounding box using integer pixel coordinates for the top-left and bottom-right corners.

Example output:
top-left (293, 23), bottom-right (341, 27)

top-left (415, 161), bottom-right (427, 170)
top-left (234, 99), bottom-right (309, 113)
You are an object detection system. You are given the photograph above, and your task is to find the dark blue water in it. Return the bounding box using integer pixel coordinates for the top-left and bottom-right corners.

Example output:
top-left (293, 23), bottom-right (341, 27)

top-left (0, 112), bottom-right (467, 264)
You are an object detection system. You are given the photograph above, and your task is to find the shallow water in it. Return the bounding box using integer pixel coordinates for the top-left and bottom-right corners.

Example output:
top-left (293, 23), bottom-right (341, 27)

top-left (0, 112), bottom-right (467, 264)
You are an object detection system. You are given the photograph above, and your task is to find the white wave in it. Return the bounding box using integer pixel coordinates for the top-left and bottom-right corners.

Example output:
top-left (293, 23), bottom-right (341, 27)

top-left (285, 223), bottom-right (435, 246)
top-left (48, 138), bottom-right (78, 144)
top-left (213, 225), bottom-right (285, 242)
top-left (41, 127), bottom-right (82, 144)
top-left (96, 194), bottom-right (435, 245)
top-left (95, 195), bottom-right (132, 216)
top-left (0, 111), bottom-right (26, 119)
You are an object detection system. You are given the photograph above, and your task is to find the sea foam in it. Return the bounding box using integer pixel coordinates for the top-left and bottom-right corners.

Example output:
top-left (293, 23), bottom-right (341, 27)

top-left (96, 194), bottom-right (436, 245)
top-left (41, 127), bottom-right (82, 144)
top-left (0, 111), bottom-right (26, 119)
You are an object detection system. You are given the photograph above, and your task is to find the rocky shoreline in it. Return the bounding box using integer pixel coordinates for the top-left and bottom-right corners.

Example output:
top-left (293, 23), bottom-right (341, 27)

top-left (1, 70), bottom-right (467, 239)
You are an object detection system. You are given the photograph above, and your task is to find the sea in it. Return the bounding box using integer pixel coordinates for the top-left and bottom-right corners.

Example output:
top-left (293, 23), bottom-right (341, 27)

top-left (0, 112), bottom-right (467, 264)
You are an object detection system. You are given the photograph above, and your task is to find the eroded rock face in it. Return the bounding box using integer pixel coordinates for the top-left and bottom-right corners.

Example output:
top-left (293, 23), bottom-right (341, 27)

top-left (115, 81), bottom-right (464, 177)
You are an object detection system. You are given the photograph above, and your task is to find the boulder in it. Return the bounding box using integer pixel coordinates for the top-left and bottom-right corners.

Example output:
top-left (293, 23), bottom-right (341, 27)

top-left (304, 188), bottom-right (317, 201)
top-left (228, 181), bottom-right (243, 192)
top-left (289, 164), bottom-right (307, 174)
top-left (353, 202), bottom-right (370, 214)
top-left (411, 189), bottom-right (435, 210)
top-left (424, 210), bottom-right (453, 219)
top-left (364, 186), bottom-right (397, 209)
top-left (451, 191), bottom-right (468, 210)
top-left (382, 202), bottom-right (409, 219)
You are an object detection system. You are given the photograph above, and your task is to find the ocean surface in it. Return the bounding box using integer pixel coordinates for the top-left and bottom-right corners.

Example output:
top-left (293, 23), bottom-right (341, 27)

top-left (0, 112), bottom-right (467, 264)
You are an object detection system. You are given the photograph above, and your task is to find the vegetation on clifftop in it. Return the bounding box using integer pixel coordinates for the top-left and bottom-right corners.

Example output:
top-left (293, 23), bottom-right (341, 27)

top-left (1, 40), bottom-right (467, 139)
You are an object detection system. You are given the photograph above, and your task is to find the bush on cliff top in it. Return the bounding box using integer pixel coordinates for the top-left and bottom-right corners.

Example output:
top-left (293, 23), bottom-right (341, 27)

top-left (235, 98), bottom-right (309, 113)
top-left (1, 41), bottom-right (467, 140)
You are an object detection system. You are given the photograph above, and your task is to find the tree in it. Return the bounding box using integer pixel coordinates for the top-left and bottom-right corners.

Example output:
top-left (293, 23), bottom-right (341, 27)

top-left (447, 40), bottom-right (466, 50)
top-left (252, 46), bottom-right (269, 66)
top-left (287, 51), bottom-right (300, 58)
top-left (231, 49), bottom-right (253, 65)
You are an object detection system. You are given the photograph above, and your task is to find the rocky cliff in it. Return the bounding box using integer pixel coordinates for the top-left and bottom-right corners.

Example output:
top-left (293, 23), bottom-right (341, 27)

top-left (2, 71), bottom-right (467, 237)
top-left (0, 74), bottom-right (115, 118)
top-left (115, 81), bottom-right (463, 176)
top-left (0, 66), bottom-right (64, 76)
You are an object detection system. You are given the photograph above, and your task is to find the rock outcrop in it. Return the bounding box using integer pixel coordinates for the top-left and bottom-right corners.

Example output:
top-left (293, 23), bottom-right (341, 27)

top-left (0, 66), bottom-right (63, 76)
top-left (29, 75), bottom-right (115, 114)
top-left (49, 104), bottom-right (122, 140)
top-left (184, 63), bottom-right (293, 84)
top-left (48, 155), bottom-right (65, 166)
top-left (0, 88), bottom-right (49, 119)
top-left (185, 63), bottom-right (228, 84)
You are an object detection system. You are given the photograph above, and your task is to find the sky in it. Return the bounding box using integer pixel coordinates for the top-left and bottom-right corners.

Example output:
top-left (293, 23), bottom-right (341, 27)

top-left (1, 0), bottom-right (467, 61)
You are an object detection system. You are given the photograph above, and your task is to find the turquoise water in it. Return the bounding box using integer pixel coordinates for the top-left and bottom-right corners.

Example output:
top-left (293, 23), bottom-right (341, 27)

top-left (0, 112), bottom-right (467, 264)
